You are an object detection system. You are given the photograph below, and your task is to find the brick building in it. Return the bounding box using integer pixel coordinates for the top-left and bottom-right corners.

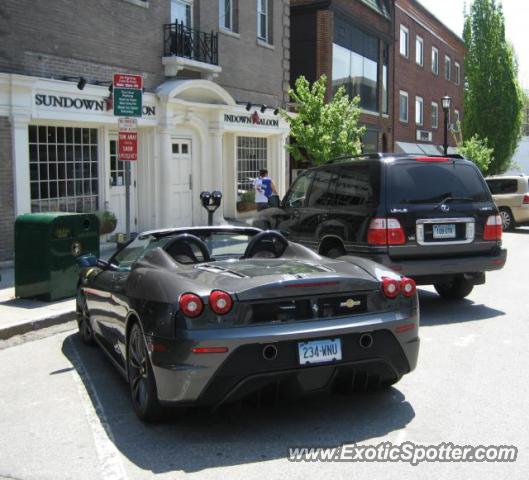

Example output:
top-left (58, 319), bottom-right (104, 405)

top-left (0, 0), bottom-right (290, 261)
top-left (290, 0), bottom-right (394, 162)
top-left (393, 0), bottom-right (465, 154)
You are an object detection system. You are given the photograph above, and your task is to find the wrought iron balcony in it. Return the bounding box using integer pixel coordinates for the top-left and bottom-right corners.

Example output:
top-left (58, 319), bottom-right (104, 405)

top-left (164, 22), bottom-right (219, 66)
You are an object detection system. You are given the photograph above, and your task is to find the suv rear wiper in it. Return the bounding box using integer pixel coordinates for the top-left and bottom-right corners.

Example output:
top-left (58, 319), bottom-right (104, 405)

top-left (434, 196), bottom-right (474, 210)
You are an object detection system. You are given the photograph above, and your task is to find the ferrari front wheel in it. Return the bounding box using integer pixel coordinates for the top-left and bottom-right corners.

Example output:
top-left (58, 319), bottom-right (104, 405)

top-left (127, 323), bottom-right (162, 422)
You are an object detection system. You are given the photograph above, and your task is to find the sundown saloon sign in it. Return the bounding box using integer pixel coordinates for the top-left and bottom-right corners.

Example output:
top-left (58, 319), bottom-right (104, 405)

top-left (224, 113), bottom-right (279, 128)
top-left (34, 94), bottom-right (156, 116)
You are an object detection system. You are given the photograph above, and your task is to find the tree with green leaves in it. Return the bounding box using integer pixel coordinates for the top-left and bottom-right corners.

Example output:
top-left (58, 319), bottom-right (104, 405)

top-left (463, 0), bottom-right (523, 174)
top-left (453, 122), bottom-right (494, 173)
top-left (280, 75), bottom-right (365, 165)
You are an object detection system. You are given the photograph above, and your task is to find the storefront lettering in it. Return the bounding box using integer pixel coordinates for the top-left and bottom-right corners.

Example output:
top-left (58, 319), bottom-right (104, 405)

top-left (224, 113), bottom-right (279, 128)
top-left (35, 94), bottom-right (156, 116)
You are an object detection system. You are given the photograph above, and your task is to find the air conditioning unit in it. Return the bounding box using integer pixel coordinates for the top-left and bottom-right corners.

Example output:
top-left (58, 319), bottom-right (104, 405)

top-left (416, 129), bottom-right (432, 142)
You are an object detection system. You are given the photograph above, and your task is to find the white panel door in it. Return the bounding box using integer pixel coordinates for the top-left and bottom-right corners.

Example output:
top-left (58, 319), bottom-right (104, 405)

top-left (169, 139), bottom-right (193, 227)
top-left (108, 138), bottom-right (137, 235)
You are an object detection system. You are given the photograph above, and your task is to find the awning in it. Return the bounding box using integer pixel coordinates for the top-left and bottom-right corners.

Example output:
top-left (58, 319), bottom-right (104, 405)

top-left (395, 142), bottom-right (424, 154)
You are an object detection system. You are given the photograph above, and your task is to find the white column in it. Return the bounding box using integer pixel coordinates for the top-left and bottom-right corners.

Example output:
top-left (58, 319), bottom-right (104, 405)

top-left (11, 115), bottom-right (31, 215)
top-left (157, 125), bottom-right (172, 228)
top-left (209, 130), bottom-right (224, 223)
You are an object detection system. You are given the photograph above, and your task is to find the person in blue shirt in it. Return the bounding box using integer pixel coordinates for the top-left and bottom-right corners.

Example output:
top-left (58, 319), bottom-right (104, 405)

top-left (253, 169), bottom-right (277, 211)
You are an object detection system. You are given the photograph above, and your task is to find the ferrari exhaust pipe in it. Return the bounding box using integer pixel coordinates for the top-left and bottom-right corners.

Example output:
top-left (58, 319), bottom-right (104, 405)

top-left (262, 344), bottom-right (278, 361)
top-left (359, 333), bottom-right (373, 349)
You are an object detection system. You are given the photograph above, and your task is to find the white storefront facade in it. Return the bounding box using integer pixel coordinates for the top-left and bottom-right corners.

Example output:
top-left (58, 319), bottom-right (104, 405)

top-left (0, 74), bottom-right (289, 237)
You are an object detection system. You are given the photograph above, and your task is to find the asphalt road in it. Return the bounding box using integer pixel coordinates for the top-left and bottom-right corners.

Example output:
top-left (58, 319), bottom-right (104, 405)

top-left (1, 231), bottom-right (528, 480)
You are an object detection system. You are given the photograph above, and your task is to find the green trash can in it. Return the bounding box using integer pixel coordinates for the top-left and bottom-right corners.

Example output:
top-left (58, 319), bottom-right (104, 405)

top-left (15, 212), bottom-right (100, 301)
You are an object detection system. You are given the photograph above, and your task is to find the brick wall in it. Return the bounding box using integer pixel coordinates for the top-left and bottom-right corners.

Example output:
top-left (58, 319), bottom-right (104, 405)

top-left (0, 117), bottom-right (15, 261)
top-left (0, 0), bottom-right (168, 90)
top-left (393, 0), bottom-right (465, 149)
top-left (199, 0), bottom-right (289, 108)
top-left (291, 0), bottom-right (394, 152)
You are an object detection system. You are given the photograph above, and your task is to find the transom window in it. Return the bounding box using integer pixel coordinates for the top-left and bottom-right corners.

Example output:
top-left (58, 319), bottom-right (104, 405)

top-left (28, 126), bottom-right (99, 213)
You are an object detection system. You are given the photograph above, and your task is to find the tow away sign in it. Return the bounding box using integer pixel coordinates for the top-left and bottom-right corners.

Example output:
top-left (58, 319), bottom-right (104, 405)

top-left (118, 118), bottom-right (138, 161)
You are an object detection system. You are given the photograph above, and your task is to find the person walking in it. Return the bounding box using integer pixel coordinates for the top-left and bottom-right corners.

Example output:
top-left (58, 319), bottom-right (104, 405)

top-left (254, 169), bottom-right (277, 211)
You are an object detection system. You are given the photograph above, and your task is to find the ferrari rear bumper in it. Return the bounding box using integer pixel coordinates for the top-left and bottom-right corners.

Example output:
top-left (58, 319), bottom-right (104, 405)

top-left (149, 308), bottom-right (419, 406)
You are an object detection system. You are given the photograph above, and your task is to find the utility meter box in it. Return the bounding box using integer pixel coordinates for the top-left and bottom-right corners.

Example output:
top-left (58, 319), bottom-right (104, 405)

top-left (15, 213), bottom-right (100, 301)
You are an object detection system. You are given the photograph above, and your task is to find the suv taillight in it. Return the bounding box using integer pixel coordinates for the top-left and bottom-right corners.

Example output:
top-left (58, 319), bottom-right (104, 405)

top-left (523, 195), bottom-right (529, 204)
top-left (368, 218), bottom-right (406, 245)
top-left (483, 215), bottom-right (502, 241)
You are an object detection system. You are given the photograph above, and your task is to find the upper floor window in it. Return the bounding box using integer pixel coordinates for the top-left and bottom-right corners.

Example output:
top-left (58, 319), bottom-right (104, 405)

top-left (431, 102), bottom-right (439, 129)
top-left (415, 36), bottom-right (423, 66)
top-left (431, 46), bottom-right (439, 75)
top-left (415, 96), bottom-right (424, 126)
top-left (455, 62), bottom-right (461, 85)
top-left (400, 25), bottom-right (409, 58)
top-left (257, 0), bottom-right (269, 42)
top-left (171, 0), bottom-right (192, 27)
top-left (399, 90), bottom-right (409, 123)
top-left (219, 0), bottom-right (233, 31)
top-left (454, 109), bottom-right (460, 126)
top-left (445, 55), bottom-right (452, 81)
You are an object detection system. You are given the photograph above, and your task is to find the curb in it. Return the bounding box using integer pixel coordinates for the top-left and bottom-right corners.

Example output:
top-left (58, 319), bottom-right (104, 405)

top-left (0, 310), bottom-right (77, 340)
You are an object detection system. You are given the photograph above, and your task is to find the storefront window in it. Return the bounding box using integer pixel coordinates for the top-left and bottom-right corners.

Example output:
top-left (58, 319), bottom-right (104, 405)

top-left (332, 18), bottom-right (381, 112)
top-left (28, 125), bottom-right (99, 213)
top-left (236, 136), bottom-right (268, 212)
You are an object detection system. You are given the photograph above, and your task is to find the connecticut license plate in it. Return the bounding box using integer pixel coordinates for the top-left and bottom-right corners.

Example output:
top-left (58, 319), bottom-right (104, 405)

top-left (298, 338), bottom-right (342, 365)
top-left (433, 224), bottom-right (456, 239)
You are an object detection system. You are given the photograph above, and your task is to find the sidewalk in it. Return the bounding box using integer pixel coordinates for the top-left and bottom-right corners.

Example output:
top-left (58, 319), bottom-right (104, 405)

top-left (0, 243), bottom-right (116, 340)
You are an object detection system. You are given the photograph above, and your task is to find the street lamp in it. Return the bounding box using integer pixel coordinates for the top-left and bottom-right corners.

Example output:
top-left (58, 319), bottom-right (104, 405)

top-left (441, 95), bottom-right (451, 155)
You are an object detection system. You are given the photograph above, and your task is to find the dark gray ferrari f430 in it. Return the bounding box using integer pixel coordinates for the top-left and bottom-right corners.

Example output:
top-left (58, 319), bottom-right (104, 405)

top-left (76, 226), bottom-right (420, 421)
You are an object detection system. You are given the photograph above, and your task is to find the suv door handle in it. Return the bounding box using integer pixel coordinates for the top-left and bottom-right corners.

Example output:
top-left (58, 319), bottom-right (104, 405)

top-left (293, 209), bottom-right (300, 217)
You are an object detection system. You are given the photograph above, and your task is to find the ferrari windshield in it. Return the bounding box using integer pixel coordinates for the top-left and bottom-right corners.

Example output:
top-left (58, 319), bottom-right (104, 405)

top-left (111, 231), bottom-right (254, 269)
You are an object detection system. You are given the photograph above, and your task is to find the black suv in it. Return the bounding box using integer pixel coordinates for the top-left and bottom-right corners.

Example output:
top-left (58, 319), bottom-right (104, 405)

top-left (254, 154), bottom-right (507, 300)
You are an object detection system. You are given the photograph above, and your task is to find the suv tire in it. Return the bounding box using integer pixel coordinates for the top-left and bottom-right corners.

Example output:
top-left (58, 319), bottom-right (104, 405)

top-left (434, 277), bottom-right (474, 300)
top-left (499, 208), bottom-right (515, 231)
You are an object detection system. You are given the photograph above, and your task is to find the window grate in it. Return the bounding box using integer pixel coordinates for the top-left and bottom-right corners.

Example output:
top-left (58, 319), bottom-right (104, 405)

top-left (28, 126), bottom-right (99, 213)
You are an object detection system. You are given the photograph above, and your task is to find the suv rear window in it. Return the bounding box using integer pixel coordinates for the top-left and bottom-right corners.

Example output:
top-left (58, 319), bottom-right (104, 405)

top-left (388, 162), bottom-right (490, 204)
top-left (486, 179), bottom-right (518, 195)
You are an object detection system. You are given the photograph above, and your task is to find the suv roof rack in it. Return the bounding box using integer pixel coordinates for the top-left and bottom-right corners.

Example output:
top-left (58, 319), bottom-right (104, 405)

top-left (325, 152), bottom-right (465, 165)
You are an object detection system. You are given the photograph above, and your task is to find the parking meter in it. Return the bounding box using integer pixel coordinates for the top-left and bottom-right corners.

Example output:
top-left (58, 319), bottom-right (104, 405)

top-left (200, 191), bottom-right (222, 225)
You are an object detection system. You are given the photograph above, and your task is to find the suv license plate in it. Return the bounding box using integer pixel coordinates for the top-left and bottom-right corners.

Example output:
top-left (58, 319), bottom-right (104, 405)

top-left (298, 338), bottom-right (342, 365)
top-left (433, 224), bottom-right (456, 239)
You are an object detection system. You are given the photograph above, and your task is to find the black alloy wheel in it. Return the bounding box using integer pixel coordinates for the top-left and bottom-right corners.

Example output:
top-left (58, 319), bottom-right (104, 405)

top-left (127, 323), bottom-right (161, 422)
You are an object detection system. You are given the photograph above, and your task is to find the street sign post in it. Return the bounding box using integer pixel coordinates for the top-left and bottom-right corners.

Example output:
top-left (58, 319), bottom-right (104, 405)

top-left (113, 73), bottom-right (143, 117)
top-left (118, 117), bottom-right (138, 242)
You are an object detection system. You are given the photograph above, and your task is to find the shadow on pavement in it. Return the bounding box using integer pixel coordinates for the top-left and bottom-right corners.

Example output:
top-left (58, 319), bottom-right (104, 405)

top-left (418, 290), bottom-right (505, 326)
top-left (62, 333), bottom-right (415, 475)
top-left (508, 228), bottom-right (529, 234)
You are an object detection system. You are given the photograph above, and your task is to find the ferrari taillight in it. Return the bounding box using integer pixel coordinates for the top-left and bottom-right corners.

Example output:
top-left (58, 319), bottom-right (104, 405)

top-left (209, 290), bottom-right (233, 315)
top-left (382, 277), bottom-right (401, 298)
top-left (179, 293), bottom-right (204, 317)
top-left (382, 276), bottom-right (416, 299)
top-left (401, 277), bottom-right (416, 297)
top-left (483, 214), bottom-right (502, 241)
top-left (367, 218), bottom-right (406, 245)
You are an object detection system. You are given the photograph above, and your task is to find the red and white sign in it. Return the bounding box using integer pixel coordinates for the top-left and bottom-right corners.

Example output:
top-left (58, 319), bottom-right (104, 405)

top-left (118, 118), bottom-right (138, 161)
top-left (113, 73), bottom-right (143, 90)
